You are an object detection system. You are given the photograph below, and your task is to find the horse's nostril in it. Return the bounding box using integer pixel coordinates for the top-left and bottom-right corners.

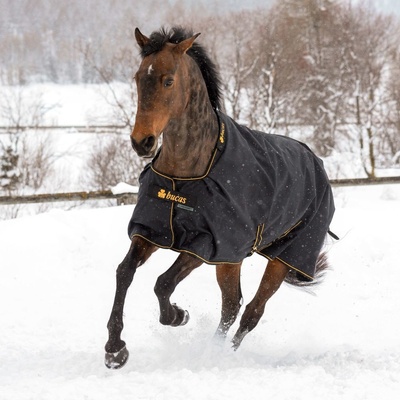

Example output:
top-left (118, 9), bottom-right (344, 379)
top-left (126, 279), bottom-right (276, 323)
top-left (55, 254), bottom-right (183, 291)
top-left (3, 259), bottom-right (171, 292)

top-left (131, 134), bottom-right (156, 157)
top-left (141, 135), bottom-right (155, 153)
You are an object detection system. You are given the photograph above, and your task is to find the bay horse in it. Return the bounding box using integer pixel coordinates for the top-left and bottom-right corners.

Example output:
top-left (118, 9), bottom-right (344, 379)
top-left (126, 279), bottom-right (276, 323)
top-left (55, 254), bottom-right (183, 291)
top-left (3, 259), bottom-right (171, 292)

top-left (104, 27), bottom-right (335, 369)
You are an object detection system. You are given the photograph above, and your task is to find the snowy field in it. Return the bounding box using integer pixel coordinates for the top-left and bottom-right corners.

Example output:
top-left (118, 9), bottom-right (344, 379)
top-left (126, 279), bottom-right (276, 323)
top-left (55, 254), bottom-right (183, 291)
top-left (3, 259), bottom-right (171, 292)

top-left (1, 184), bottom-right (400, 400)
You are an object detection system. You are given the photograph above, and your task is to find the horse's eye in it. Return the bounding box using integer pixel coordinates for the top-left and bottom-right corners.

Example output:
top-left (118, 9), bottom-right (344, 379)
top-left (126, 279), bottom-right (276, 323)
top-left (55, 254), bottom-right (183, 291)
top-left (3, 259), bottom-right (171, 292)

top-left (164, 78), bottom-right (174, 88)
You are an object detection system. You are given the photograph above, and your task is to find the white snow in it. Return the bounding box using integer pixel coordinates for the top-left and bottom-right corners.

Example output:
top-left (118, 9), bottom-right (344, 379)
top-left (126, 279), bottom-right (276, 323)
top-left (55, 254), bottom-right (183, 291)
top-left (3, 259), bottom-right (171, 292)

top-left (1, 184), bottom-right (400, 399)
top-left (111, 182), bottom-right (139, 195)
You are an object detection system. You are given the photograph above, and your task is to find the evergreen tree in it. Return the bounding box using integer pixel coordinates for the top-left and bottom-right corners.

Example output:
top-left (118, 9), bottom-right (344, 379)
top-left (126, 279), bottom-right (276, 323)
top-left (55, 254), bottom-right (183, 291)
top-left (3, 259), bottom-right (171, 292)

top-left (0, 144), bottom-right (20, 193)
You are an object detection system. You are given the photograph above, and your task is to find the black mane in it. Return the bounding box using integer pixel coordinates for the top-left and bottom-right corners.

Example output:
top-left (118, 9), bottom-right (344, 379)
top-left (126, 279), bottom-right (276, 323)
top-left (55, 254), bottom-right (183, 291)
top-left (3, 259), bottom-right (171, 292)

top-left (139, 26), bottom-right (223, 111)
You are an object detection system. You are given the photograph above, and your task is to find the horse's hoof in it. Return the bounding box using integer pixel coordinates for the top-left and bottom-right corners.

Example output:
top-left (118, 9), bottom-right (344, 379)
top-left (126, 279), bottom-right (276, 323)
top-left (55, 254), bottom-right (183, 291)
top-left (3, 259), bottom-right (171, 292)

top-left (171, 304), bottom-right (190, 327)
top-left (180, 309), bottom-right (190, 326)
top-left (105, 346), bottom-right (129, 369)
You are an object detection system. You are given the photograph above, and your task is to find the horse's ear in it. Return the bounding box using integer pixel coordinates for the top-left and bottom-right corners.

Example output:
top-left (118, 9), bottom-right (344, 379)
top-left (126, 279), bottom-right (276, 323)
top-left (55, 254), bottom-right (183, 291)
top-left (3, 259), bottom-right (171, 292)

top-left (174, 33), bottom-right (201, 55)
top-left (135, 28), bottom-right (150, 49)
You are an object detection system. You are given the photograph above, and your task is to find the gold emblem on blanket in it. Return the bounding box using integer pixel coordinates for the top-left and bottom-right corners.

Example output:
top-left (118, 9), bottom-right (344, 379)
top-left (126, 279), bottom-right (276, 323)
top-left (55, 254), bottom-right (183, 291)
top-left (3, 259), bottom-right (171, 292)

top-left (157, 189), bottom-right (167, 199)
top-left (219, 122), bottom-right (225, 144)
top-left (150, 186), bottom-right (195, 211)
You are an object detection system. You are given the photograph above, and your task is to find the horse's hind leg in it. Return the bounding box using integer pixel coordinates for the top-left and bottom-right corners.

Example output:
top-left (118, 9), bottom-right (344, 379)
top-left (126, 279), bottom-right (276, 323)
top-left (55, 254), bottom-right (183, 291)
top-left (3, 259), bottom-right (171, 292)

top-left (232, 258), bottom-right (289, 350)
top-left (154, 253), bottom-right (203, 327)
top-left (105, 236), bottom-right (156, 369)
top-left (214, 263), bottom-right (243, 339)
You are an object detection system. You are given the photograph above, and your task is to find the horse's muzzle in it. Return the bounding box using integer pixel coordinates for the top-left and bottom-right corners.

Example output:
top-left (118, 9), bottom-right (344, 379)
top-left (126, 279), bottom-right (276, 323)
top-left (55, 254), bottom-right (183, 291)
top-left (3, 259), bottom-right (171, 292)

top-left (131, 135), bottom-right (157, 158)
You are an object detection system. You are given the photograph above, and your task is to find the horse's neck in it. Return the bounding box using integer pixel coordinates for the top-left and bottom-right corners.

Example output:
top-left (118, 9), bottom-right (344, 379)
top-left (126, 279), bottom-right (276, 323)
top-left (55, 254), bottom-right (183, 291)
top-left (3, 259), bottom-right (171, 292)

top-left (154, 90), bottom-right (219, 178)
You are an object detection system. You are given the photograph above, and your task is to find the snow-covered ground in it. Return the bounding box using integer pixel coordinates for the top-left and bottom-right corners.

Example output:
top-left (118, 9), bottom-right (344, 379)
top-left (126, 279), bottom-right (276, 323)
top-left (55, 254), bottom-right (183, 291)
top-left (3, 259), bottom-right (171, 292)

top-left (1, 184), bottom-right (399, 400)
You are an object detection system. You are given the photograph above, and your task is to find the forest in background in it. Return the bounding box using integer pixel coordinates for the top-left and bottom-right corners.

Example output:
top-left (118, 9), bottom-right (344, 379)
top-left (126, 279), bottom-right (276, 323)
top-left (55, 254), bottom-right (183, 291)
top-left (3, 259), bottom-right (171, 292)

top-left (1, 0), bottom-right (400, 200)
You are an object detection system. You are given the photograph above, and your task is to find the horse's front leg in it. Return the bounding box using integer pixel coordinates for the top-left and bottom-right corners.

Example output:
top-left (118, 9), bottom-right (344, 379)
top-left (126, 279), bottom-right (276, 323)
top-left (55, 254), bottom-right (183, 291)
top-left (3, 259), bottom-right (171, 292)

top-left (105, 236), bottom-right (156, 369)
top-left (214, 263), bottom-right (243, 339)
top-left (154, 253), bottom-right (203, 327)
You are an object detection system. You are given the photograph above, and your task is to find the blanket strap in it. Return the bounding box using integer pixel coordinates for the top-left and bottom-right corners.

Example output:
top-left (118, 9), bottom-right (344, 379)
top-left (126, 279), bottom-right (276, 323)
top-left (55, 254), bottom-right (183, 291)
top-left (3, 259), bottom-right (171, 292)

top-left (328, 230), bottom-right (339, 240)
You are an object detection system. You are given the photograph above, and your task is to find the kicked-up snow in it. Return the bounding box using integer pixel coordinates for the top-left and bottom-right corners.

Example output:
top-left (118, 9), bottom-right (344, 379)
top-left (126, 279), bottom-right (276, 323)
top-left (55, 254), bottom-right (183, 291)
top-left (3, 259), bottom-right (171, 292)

top-left (0, 184), bottom-right (400, 399)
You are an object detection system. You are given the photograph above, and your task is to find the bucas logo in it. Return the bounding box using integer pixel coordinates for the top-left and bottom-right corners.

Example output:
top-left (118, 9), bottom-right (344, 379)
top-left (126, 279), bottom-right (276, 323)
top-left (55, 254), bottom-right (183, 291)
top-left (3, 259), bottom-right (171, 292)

top-left (158, 188), bottom-right (187, 204)
top-left (150, 185), bottom-right (194, 210)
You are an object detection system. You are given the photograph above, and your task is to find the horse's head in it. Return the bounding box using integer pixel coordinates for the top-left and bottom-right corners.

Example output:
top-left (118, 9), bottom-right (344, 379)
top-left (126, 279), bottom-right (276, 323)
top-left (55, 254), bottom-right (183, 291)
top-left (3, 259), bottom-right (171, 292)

top-left (131, 28), bottom-right (200, 158)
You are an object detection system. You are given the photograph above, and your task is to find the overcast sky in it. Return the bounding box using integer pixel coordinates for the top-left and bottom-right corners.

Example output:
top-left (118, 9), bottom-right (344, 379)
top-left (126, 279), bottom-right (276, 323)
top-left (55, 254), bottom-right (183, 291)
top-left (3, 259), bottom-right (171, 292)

top-left (351, 0), bottom-right (400, 14)
top-left (204, 0), bottom-right (400, 15)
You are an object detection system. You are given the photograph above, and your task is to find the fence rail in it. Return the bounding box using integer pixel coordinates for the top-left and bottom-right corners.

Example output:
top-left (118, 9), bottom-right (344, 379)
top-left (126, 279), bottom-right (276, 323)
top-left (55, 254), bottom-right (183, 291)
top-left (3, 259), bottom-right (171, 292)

top-left (0, 190), bottom-right (137, 205)
top-left (329, 176), bottom-right (400, 187)
top-left (1, 121), bottom-right (399, 134)
top-left (1, 176), bottom-right (399, 206)
top-left (0, 125), bottom-right (128, 134)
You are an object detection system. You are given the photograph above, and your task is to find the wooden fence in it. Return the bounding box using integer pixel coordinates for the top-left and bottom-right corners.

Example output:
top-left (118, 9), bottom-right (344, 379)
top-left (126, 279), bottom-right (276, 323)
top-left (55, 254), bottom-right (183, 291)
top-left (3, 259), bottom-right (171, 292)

top-left (0, 190), bottom-right (137, 206)
top-left (1, 176), bottom-right (400, 206)
top-left (0, 125), bottom-right (127, 134)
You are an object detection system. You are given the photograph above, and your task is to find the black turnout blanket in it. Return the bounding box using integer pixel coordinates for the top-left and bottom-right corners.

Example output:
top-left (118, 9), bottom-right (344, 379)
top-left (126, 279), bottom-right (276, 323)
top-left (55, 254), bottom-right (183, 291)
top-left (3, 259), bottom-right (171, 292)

top-left (128, 112), bottom-right (335, 281)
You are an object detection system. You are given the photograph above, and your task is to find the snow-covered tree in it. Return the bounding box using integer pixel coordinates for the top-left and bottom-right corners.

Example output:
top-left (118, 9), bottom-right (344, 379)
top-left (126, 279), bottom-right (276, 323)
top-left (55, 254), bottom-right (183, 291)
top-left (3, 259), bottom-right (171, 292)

top-left (341, 4), bottom-right (397, 177)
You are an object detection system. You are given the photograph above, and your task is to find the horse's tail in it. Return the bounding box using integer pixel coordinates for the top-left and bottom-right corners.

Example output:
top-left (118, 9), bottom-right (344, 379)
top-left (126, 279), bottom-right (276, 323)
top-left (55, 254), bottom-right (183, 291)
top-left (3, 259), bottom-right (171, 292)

top-left (284, 252), bottom-right (329, 293)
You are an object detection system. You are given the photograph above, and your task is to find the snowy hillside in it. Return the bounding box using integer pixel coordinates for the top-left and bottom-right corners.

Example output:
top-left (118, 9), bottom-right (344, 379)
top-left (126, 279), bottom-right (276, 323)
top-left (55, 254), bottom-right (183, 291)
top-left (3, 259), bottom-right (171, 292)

top-left (1, 184), bottom-right (399, 399)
